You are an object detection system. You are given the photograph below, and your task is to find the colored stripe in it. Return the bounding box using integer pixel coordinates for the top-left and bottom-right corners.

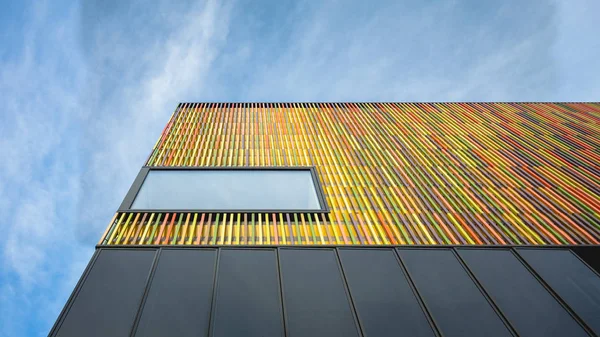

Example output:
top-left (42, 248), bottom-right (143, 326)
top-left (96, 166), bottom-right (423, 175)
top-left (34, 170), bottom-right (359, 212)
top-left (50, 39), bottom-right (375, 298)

top-left (101, 102), bottom-right (600, 246)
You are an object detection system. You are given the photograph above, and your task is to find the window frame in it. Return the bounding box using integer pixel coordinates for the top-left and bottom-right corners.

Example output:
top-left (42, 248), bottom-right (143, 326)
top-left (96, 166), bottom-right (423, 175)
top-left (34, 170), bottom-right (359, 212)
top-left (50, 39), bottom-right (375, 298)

top-left (118, 166), bottom-right (330, 214)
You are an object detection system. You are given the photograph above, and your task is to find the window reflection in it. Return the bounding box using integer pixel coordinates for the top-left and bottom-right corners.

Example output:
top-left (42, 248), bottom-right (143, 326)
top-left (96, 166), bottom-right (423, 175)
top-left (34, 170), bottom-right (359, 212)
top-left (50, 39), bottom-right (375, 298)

top-left (131, 169), bottom-right (322, 210)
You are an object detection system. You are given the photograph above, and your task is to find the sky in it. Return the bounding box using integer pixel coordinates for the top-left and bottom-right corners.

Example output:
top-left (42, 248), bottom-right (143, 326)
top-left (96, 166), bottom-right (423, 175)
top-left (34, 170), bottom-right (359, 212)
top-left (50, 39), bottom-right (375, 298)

top-left (0, 0), bottom-right (599, 335)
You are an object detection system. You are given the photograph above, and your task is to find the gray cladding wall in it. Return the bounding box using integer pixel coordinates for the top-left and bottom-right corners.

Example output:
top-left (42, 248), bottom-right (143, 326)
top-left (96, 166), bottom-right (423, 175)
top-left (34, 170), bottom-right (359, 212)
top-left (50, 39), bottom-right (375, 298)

top-left (50, 247), bottom-right (600, 337)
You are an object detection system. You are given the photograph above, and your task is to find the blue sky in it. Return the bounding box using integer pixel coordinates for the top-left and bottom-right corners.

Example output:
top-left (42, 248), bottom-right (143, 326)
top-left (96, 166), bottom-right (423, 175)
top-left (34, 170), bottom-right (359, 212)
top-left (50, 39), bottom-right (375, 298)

top-left (0, 0), bottom-right (599, 335)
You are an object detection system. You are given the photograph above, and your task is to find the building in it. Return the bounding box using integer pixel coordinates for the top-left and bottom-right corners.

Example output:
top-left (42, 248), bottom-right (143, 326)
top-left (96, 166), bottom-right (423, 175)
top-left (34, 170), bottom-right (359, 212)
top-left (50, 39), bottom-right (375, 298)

top-left (50, 102), bottom-right (600, 337)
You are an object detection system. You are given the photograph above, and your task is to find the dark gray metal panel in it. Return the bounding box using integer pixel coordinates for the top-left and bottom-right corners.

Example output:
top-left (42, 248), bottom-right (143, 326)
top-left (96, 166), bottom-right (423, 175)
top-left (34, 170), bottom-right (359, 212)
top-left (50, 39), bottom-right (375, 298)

top-left (55, 249), bottom-right (155, 337)
top-left (134, 249), bottom-right (217, 337)
top-left (458, 249), bottom-right (589, 337)
top-left (572, 247), bottom-right (600, 275)
top-left (119, 167), bottom-right (149, 210)
top-left (212, 249), bottom-right (284, 337)
top-left (339, 249), bottom-right (435, 337)
top-left (279, 249), bottom-right (361, 337)
top-left (518, 249), bottom-right (600, 335)
top-left (397, 249), bottom-right (511, 337)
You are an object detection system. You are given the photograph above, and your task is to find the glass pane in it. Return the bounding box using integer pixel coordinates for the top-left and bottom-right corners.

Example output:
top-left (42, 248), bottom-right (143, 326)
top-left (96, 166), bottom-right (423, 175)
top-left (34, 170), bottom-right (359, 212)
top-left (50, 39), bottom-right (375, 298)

top-left (518, 249), bottom-right (600, 335)
top-left (134, 249), bottom-right (217, 337)
top-left (458, 249), bottom-right (588, 337)
top-left (279, 249), bottom-right (360, 337)
top-left (212, 249), bottom-right (284, 337)
top-left (131, 169), bottom-right (321, 210)
top-left (339, 249), bottom-right (435, 337)
top-left (55, 250), bottom-right (156, 337)
top-left (397, 249), bottom-right (511, 337)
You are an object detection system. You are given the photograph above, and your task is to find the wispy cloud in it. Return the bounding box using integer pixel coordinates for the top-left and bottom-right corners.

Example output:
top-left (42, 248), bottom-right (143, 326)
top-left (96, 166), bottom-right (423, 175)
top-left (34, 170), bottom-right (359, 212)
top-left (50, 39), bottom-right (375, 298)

top-left (0, 1), bottom-right (88, 335)
top-left (1, 0), bottom-right (232, 335)
top-left (553, 0), bottom-right (600, 99)
top-left (235, 0), bottom-right (563, 101)
top-left (77, 0), bottom-right (233, 241)
top-left (1, 0), bottom-right (599, 336)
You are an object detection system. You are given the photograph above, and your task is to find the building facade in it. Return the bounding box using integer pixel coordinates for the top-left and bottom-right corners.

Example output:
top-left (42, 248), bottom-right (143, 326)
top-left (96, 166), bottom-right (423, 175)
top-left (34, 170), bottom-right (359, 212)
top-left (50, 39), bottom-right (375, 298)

top-left (51, 103), bottom-right (600, 337)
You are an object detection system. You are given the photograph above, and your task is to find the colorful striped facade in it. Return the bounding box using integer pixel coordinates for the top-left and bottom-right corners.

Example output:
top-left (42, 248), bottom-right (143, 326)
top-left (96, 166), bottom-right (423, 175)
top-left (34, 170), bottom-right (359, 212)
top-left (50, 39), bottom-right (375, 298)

top-left (52, 102), bottom-right (600, 337)
top-left (101, 102), bottom-right (600, 246)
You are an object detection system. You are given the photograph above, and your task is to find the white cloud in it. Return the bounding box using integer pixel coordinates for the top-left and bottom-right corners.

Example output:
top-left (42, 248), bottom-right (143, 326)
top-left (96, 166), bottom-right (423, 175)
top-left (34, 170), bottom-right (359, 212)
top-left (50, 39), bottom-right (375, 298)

top-left (0, 1), bottom-right (91, 335)
top-left (77, 0), bottom-right (233, 239)
top-left (1, 0), bottom-right (599, 336)
top-left (0, 0), bottom-right (233, 335)
top-left (553, 0), bottom-right (600, 99)
top-left (239, 1), bottom-right (563, 101)
top-left (0, 0), bottom-right (85, 280)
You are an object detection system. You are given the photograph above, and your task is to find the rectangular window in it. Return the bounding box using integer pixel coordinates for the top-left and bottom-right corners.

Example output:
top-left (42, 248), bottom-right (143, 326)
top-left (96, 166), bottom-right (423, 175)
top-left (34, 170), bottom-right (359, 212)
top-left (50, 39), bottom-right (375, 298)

top-left (120, 167), bottom-right (328, 212)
